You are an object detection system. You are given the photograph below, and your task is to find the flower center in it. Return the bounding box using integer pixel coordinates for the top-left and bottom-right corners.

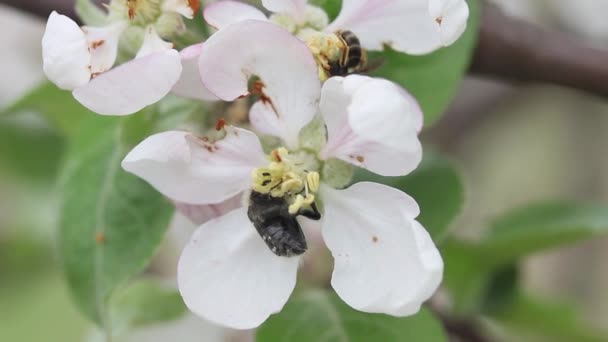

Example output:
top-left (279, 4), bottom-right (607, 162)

top-left (120, 0), bottom-right (163, 24)
top-left (251, 147), bottom-right (321, 215)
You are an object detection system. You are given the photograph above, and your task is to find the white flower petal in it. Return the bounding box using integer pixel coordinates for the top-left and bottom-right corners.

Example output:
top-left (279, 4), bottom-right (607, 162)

top-left (42, 11), bottom-right (91, 90)
top-left (428, 0), bottom-right (470, 47)
top-left (249, 100), bottom-right (283, 137)
top-left (198, 20), bottom-right (320, 148)
top-left (83, 21), bottom-right (127, 74)
top-left (136, 26), bottom-right (174, 59)
top-left (203, 0), bottom-right (267, 29)
top-left (320, 75), bottom-right (422, 176)
top-left (171, 43), bottom-right (219, 101)
top-left (178, 208), bottom-right (300, 329)
top-left (326, 0), bottom-right (468, 54)
top-left (163, 0), bottom-right (200, 19)
top-left (321, 182), bottom-right (443, 316)
top-left (73, 49), bottom-right (182, 115)
top-left (262, 0), bottom-right (308, 21)
top-left (122, 127), bottom-right (267, 205)
top-left (174, 194), bottom-right (243, 225)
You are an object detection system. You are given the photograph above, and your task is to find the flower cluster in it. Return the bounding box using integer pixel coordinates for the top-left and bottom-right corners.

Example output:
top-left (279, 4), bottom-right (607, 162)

top-left (43, 0), bottom-right (469, 330)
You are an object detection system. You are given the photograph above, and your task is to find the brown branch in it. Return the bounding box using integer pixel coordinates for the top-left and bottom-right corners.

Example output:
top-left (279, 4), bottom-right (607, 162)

top-left (471, 2), bottom-right (608, 98)
top-left (6, 0), bottom-right (608, 98)
top-left (442, 316), bottom-right (491, 342)
top-left (0, 0), bottom-right (80, 20)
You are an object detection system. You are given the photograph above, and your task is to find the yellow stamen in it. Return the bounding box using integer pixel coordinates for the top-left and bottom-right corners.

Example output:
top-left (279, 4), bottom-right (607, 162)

top-left (306, 172), bottom-right (320, 193)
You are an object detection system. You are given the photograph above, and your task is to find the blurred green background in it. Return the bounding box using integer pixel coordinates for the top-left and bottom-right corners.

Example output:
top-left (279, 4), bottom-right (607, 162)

top-left (2, 0), bottom-right (608, 341)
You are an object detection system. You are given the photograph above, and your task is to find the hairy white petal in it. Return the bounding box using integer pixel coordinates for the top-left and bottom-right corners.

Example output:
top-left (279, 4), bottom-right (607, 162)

top-left (174, 194), bottom-right (243, 226)
top-left (199, 20), bottom-right (320, 148)
top-left (262, 0), bottom-right (309, 22)
top-left (178, 208), bottom-right (300, 329)
top-left (82, 21), bottom-right (126, 74)
top-left (42, 11), bottom-right (91, 90)
top-left (73, 49), bottom-right (182, 115)
top-left (163, 0), bottom-right (199, 19)
top-left (321, 182), bottom-right (443, 316)
top-left (326, 0), bottom-right (469, 54)
top-left (320, 75), bottom-right (422, 176)
top-left (203, 0), bottom-right (267, 29)
top-left (428, 0), bottom-right (469, 46)
top-left (171, 43), bottom-right (219, 101)
top-left (122, 127), bottom-right (266, 204)
top-left (136, 26), bottom-right (174, 59)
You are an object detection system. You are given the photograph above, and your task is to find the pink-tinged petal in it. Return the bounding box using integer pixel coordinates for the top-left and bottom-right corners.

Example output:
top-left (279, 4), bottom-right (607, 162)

top-left (82, 21), bottom-right (127, 74)
top-left (204, 0), bottom-right (267, 29)
top-left (320, 75), bottom-right (422, 177)
top-left (42, 11), bottom-right (91, 90)
top-left (73, 49), bottom-right (182, 115)
top-left (178, 208), bottom-right (300, 329)
top-left (262, 0), bottom-right (308, 21)
top-left (171, 43), bottom-right (219, 101)
top-left (249, 101), bottom-right (283, 137)
top-left (326, 0), bottom-right (468, 54)
top-left (136, 26), bottom-right (174, 59)
top-left (174, 194), bottom-right (243, 225)
top-left (321, 182), bottom-right (443, 316)
top-left (122, 127), bottom-right (267, 205)
top-left (199, 20), bottom-right (320, 148)
top-left (428, 0), bottom-right (469, 47)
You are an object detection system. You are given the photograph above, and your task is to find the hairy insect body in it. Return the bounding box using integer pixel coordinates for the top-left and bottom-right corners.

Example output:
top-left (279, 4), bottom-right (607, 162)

top-left (307, 30), bottom-right (367, 80)
top-left (329, 30), bottom-right (365, 76)
top-left (248, 191), bottom-right (321, 257)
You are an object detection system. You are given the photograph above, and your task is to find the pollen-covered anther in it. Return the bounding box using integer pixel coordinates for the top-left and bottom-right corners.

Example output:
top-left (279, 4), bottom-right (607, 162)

top-left (306, 172), bottom-right (320, 193)
top-left (270, 147), bottom-right (289, 163)
top-left (288, 193), bottom-right (315, 215)
top-left (251, 148), bottom-right (321, 200)
top-left (280, 175), bottom-right (303, 194)
top-left (215, 118), bottom-right (226, 131)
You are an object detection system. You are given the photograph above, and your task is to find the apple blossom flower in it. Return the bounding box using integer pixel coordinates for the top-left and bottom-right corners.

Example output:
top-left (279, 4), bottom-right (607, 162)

top-left (41, 0), bottom-right (215, 115)
top-left (204, 0), bottom-right (470, 55)
top-left (121, 21), bottom-right (442, 329)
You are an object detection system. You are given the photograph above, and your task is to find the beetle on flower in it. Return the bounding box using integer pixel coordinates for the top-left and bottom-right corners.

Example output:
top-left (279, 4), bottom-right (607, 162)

top-left (122, 21), bottom-right (442, 329)
top-left (41, 0), bottom-right (216, 116)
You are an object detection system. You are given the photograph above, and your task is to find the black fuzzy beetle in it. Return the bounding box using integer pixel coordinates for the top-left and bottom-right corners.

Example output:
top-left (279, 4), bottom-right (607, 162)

top-left (247, 191), bottom-right (321, 257)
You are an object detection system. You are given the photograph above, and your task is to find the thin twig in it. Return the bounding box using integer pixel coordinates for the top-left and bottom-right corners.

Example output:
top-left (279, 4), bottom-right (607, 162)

top-left (0, 0), bottom-right (80, 20)
top-left (3, 0), bottom-right (608, 97)
top-left (470, 2), bottom-right (608, 98)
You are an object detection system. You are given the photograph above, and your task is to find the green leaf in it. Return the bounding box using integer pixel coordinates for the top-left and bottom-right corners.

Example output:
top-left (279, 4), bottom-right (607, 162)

top-left (0, 272), bottom-right (89, 342)
top-left (0, 114), bottom-right (64, 182)
top-left (75, 0), bottom-right (108, 26)
top-left (491, 294), bottom-right (608, 342)
top-left (311, 0), bottom-right (342, 20)
top-left (443, 202), bottom-right (608, 313)
top-left (352, 151), bottom-right (464, 241)
top-left (59, 115), bottom-right (174, 327)
top-left (1, 82), bottom-right (91, 137)
top-left (111, 279), bottom-right (187, 329)
top-left (483, 202), bottom-right (608, 265)
top-left (370, 0), bottom-right (481, 125)
top-left (258, 290), bottom-right (446, 341)
top-left (441, 240), bottom-right (490, 313)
